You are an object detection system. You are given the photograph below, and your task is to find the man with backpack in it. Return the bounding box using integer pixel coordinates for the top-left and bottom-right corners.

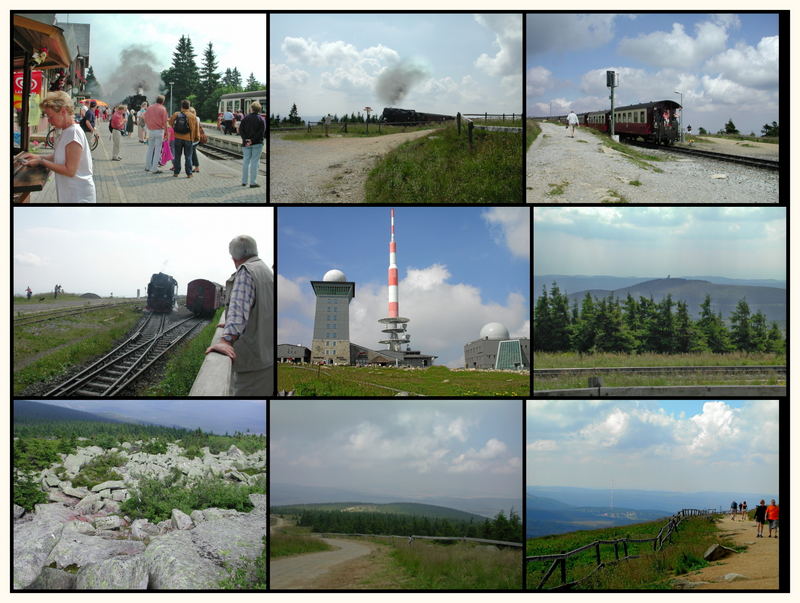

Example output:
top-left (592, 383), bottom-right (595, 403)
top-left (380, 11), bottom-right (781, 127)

top-left (169, 99), bottom-right (200, 178)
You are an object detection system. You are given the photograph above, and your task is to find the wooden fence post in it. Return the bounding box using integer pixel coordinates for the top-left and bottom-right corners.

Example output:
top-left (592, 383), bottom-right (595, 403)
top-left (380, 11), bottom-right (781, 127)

top-left (343, 122), bottom-right (347, 133)
top-left (623, 540), bottom-right (628, 558)
top-left (468, 120), bottom-right (474, 150)
top-left (307, 123), bottom-right (311, 132)
top-left (484, 111), bottom-right (488, 121)
top-left (614, 541), bottom-right (619, 560)
top-left (457, 112), bottom-right (461, 135)
top-left (595, 543), bottom-right (601, 566)
top-left (559, 552), bottom-right (566, 585)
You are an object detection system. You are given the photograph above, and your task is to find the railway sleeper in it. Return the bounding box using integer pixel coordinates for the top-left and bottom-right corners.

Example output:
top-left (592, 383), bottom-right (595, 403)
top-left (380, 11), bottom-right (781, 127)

top-left (76, 388), bottom-right (104, 397)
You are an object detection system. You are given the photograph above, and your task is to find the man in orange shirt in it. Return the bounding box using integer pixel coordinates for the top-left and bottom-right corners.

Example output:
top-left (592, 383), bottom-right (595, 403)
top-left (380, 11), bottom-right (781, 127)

top-left (766, 499), bottom-right (779, 537)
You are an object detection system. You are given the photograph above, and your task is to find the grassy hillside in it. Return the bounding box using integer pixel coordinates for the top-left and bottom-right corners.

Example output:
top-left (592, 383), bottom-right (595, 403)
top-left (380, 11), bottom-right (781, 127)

top-left (364, 122), bottom-right (522, 203)
top-left (272, 502), bottom-right (485, 523)
top-left (527, 515), bottom-right (730, 590)
top-left (277, 364), bottom-right (529, 397)
top-left (13, 400), bottom-right (121, 424)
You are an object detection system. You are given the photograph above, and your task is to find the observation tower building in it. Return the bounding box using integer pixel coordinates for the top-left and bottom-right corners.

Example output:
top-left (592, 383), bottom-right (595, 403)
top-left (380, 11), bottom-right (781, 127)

top-left (310, 269), bottom-right (355, 365)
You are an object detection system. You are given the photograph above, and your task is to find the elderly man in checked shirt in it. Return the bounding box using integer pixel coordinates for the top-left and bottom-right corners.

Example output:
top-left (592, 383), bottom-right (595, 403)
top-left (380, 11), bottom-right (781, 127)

top-left (206, 235), bottom-right (274, 395)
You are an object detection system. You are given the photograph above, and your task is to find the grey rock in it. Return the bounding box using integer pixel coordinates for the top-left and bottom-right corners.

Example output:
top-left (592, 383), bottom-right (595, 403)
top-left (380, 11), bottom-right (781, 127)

top-left (249, 494), bottom-right (267, 514)
top-left (26, 567), bottom-right (76, 590)
top-left (190, 514), bottom-right (266, 564)
top-left (74, 493), bottom-right (102, 514)
top-left (724, 573), bottom-right (748, 582)
top-left (200, 508), bottom-right (240, 521)
top-left (60, 484), bottom-right (91, 499)
top-left (13, 504), bottom-right (25, 519)
top-left (120, 442), bottom-right (132, 449)
top-left (703, 543), bottom-right (737, 561)
top-left (99, 489), bottom-right (112, 499)
top-left (13, 503), bottom-right (74, 588)
top-left (190, 510), bottom-right (205, 524)
top-left (76, 555), bottom-right (148, 590)
top-left (142, 531), bottom-right (225, 589)
top-left (43, 472), bottom-right (61, 487)
top-left (46, 532), bottom-right (144, 569)
top-left (157, 520), bottom-right (172, 533)
top-left (672, 579), bottom-right (711, 589)
top-left (91, 480), bottom-right (127, 493)
top-left (227, 445), bottom-right (245, 457)
top-left (100, 500), bottom-right (121, 514)
top-left (94, 516), bottom-right (125, 530)
top-left (131, 519), bottom-right (160, 540)
top-left (63, 453), bottom-right (90, 475)
top-left (111, 489), bottom-right (128, 502)
top-left (227, 470), bottom-right (249, 482)
top-left (171, 509), bottom-right (193, 531)
top-left (62, 520), bottom-right (96, 535)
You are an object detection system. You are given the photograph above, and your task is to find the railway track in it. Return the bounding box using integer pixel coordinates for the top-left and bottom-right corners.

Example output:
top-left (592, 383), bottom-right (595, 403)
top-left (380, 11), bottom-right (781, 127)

top-left (13, 301), bottom-right (139, 327)
top-left (630, 141), bottom-right (779, 170)
top-left (44, 312), bottom-right (205, 397)
top-left (200, 141), bottom-right (267, 176)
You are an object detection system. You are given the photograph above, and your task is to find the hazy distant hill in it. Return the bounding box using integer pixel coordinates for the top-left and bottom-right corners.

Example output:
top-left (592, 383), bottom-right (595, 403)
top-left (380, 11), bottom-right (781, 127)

top-left (270, 482), bottom-right (518, 518)
top-left (271, 501), bottom-right (486, 523)
top-left (526, 500), bottom-right (670, 538)
top-left (14, 400), bottom-right (121, 424)
top-left (535, 274), bottom-right (786, 295)
top-left (563, 278), bottom-right (785, 324)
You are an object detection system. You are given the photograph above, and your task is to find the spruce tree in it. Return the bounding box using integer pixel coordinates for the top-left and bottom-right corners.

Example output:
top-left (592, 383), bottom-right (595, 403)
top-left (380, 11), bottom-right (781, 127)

top-left (197, 42), bottom-right (221, 119)
top-left (160, 35), bottom-right (200, 110)
top-left (729, 298), bottom-right (753, 351)
top-left (245, 72), bottom-right (263, 91)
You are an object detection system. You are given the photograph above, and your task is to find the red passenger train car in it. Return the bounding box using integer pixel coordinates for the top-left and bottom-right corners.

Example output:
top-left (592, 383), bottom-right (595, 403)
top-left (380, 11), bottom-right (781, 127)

top-left (581, 100), bottom-right (681, 145)
top-left (186, 279), bottom-right (224, 317)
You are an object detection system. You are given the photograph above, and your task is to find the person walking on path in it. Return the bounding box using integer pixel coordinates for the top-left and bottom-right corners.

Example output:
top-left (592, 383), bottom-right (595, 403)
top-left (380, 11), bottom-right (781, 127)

top-left (742, 501), bottom-right (748, 520)
top-left (25, 286), bottom-right (32, 300)
top-left (754, 500), bottom-right (767, 537)
top-left (188, 107), bottom-right (204, 173)
top-left (169, 99), bottom-right (199, 178)
top-left (137, 101), bottom-right (149, 143)
top-left (567, 110), bottom-right (579, 137)
top-left (144, 95), bottom-right (168, 172)
top-left (110, 105), bottom-right (127, 161)
top-left (205, 235), bottom-right (274, 396)
top-left (17, 91), bottom-right (96, 203)
top-left (239, 101), bottom-right (265, 188)
top-left (222, 108), bottom-right (234, 135)
top-left (730, 500), bottom-right (738, 521)
top-left (125, 107), bottom-right (135, 136)
top-left (766, 500), bottom-right (779, 537)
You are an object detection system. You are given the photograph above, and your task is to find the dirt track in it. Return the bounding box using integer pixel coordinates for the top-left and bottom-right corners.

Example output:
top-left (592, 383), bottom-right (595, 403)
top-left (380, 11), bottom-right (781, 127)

top-left (269, 129), bottom-right (434, 203)
top-left (270, 537), bottom-right (375, 589)
top-left (681, 515), bottom-right (779, 589)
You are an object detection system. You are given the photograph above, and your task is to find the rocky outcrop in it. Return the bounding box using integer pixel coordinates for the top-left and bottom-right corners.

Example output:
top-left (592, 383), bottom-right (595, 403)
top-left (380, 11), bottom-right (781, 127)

top-left (94, 516), bottom-right (125, 531)
top-left (142, 531), bottom-right (226, 589)
top-left (26, 567), bottom-right (76, 590)
top-left (13, 504), bottom-right (25, 519)
top-left (91, 480), bottom-right (127, 492)
top-left (171, 509), bottom-right (193, 531)
top-left (131, 519), bottom-right (160, 540)
top-left (75, 556), bottom-right (148, 590)
top-left (13, 503), bottom-right (75, 589)
top-left (46, 532), bottom-right (144, 569)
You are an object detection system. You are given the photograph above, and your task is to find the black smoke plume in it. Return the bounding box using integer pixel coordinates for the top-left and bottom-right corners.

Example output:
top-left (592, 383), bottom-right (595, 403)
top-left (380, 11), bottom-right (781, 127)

top-left (375, 60), bottom-right (429, 105)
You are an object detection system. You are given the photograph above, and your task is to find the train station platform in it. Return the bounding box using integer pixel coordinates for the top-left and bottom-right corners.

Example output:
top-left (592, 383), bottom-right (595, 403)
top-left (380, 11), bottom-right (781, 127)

top-left (26, 128), bottom-right (266, 203)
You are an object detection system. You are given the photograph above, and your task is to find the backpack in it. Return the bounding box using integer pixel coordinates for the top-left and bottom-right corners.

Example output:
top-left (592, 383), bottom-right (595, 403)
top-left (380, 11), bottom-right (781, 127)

top-left (79, 111), bottom-right (91, 132)
top-left (173, 112), bottom-right (189, 134)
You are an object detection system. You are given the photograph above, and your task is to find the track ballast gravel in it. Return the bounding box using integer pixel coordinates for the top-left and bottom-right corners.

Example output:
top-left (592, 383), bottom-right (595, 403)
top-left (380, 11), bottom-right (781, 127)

top-left (527, 122), bottom-right (779, 203)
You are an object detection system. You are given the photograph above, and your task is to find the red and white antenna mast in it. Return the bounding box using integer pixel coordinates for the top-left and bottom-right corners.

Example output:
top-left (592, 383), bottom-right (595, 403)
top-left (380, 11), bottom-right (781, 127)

top-left (379, 208), bottom-right (410, 353)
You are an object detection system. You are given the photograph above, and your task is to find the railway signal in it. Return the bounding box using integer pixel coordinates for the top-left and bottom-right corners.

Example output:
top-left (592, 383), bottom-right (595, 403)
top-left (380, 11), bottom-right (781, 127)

top-left (607, 70), bottom-right (618, 139)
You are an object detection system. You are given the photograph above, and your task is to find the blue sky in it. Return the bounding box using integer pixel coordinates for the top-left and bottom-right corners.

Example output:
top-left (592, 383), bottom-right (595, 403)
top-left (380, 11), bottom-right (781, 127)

top-left (270, 13), bottom-right (521, 119)
top-left (278, 207), bottom-right (529, 367)
top-left (527, 13), bottom-right (779, 135)
top-left (527, 400), bottom-right (779, 493)
top-left (55, 13), bottom-right (266, 105)
top-left (13, 207), bottom-right (273, 297)
top-left (272, 400), bottom-right (521, 500)
top-left (534, 207), bottom-right (785, 279)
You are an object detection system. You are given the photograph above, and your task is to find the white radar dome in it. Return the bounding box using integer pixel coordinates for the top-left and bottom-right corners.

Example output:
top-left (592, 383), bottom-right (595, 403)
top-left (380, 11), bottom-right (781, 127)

top-left (480, 322), bottom-right (509, 340)
top-left (323, 269), bottom-right (347, 282)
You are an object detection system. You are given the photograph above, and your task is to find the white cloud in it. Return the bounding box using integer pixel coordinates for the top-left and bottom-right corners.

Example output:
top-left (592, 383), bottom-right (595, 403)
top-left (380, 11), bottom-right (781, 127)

top-left (704, 36), bottom-right (779, 89)
top-left (527, 439), bottom-right (557, 452)
top-left (14, 252), bottom-right (46, 267)
top-left (527, 14), bottom-right (615, 55)
top-left (687, 401), bottom-right (741, 456)
top-left (482, 207), bottom-right (530, 259)
top-left (618, 20), bottom-right (729, 68)
top-left (526, 66), bottom-right (554, 98)
top-left (269, 62), bottom-right (308, 88)
top-left (474, 14), bottom-right (522, 78)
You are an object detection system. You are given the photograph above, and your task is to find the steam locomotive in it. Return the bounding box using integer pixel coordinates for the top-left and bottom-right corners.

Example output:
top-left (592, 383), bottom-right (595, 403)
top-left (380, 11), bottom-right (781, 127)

top-left (381, 107), bottom-right (455, 124)
top-left (146, 272), bottom-right (178, 313)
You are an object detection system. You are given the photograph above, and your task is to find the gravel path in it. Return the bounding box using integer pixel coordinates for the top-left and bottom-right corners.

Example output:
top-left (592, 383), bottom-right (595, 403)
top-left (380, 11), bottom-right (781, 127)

top-left (270, 129), bottom-right (435, 203)
top-left (681, 515), bottom-right (779, 590)
top-left (527, 122), bottom-right (779, 203)
top-left (270, 537), bottom-right (374, 589)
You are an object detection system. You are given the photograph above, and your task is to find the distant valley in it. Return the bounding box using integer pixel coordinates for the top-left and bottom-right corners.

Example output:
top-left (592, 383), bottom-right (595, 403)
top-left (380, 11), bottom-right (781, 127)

top-left (271, 482), bottom-right (520, 519)
top-left (535, 274), bottom-right (786, 295)
top-left (526, 486), bottom-right (779, 539)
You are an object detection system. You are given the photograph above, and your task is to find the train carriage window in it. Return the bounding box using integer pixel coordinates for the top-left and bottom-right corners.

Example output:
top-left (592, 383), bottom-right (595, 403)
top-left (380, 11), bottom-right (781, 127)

top-left (640, 110), bottom-right (645, 123)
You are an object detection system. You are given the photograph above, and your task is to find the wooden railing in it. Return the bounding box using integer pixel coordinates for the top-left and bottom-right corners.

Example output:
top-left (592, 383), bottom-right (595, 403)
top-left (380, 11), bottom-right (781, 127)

top-left (526, 509), bottom-right (717, 590)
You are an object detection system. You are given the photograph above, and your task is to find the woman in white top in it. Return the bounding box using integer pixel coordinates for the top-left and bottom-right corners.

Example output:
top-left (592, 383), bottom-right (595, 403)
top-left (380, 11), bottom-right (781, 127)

top-left (18, 90), bottom-right (96, 203)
